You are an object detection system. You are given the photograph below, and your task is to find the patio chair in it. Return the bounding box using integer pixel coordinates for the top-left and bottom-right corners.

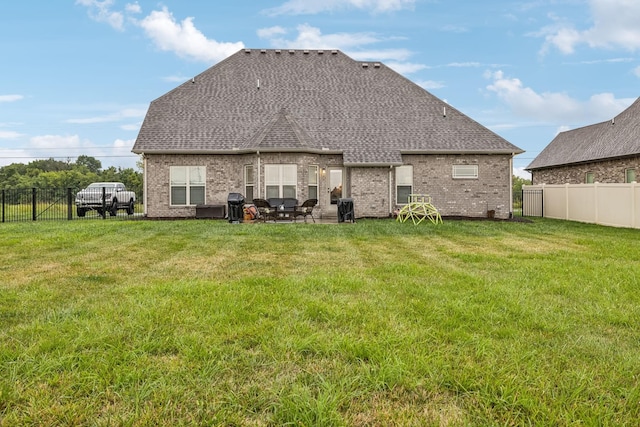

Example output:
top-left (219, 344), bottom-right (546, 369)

top-left (293, 198), bottom-right (317, 223)
top-left (252, 198), bottom-right (277, 222)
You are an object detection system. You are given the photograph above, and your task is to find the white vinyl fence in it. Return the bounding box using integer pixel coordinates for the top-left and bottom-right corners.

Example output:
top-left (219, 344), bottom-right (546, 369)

top-left (523, 183), bottom-right (640, 229)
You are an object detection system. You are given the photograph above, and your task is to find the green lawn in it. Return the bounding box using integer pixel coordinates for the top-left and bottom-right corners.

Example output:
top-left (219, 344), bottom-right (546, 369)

top-left (1, 218), bottom-right (639, 426)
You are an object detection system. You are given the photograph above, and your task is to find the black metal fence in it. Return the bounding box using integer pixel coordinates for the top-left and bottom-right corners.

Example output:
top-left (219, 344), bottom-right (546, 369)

top-left (1, 187), bottom-right (140, 223)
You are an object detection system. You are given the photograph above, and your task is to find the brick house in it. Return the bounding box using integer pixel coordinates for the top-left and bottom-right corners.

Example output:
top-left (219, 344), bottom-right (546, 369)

top-left (132, 48), bottom-right (523, 219)
top-left (527, 97), bottom-right (640, 185)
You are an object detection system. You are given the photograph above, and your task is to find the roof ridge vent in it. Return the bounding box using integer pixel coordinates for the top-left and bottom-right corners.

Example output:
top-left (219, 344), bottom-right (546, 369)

top-left (374, 63), bottom-right (381, 68)
top-left (244, 49), bottom-right (251, 54)
top-left (331, 50), bottom-right (338, 54)
top-left (362, 63), bottom-right (369, 68)
top-left (303, 50), bottom-right (309, 54)
top-left (275, 49), bottom-right (281, 54)
top-left (289, 49), bottom-right (295, 54)
top-left (260, 49), bottom-right (266, 54)
top-left (318, 50), bottom-right (324, 55)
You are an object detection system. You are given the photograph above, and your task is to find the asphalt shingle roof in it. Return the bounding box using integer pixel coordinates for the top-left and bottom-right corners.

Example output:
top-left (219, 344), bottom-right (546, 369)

top-left (132, 49), bottom-right (523, 165)
top-left (527, 97), bottom-right (640, 170)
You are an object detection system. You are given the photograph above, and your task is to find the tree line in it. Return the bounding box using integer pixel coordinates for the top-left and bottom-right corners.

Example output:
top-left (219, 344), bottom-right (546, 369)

top-left (0, 156), bottom-right (142, 198)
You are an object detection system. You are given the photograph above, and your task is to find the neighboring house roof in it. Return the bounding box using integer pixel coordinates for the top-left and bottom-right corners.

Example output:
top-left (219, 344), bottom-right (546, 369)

top-left (132, 49), bottom-right (523, 165)
top-left (527, 97), bottom-right (640, 171)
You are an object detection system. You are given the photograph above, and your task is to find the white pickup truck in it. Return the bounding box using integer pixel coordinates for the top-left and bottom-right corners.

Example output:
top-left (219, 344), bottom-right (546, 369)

top-left (75, 182), bottom-right (136, 217)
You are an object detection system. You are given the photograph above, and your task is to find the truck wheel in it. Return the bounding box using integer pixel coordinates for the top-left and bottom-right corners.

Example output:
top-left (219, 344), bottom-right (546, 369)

top-left (77, 207), bottom-right (86, 217)
top-left (110, 199), bottom-right (118, 216)
top-left (127, 199), bottom-right (134, 215)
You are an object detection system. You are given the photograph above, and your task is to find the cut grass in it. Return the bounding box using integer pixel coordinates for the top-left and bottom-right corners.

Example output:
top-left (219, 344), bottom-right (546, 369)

top-left (1, 218), bottom-right (639, 425)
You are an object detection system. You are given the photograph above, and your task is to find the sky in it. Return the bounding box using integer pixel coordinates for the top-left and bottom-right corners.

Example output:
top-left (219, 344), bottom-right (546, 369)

top-left (1, 1), bottom-right (639, 179)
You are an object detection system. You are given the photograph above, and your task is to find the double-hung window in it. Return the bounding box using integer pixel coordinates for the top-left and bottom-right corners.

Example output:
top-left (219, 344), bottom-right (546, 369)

top-left (170, 166), bottom-right (205, 206)
top-left (308, 166), bottom-right (318, 200)
top-left (396, 165), bottom-right (413, 204)
top-left (244, 165), bottom-right (254, 201)
top-left (265, 164), bottom-right (297, 198)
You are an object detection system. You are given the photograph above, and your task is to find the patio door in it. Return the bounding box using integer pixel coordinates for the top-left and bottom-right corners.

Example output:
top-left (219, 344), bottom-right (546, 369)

top-left (322, 167), bottom-right (343, 217)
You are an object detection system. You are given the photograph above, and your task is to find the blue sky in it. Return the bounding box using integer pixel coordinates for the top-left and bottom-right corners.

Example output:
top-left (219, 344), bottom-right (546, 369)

top-left (1, 0), bottom-right (639, 178)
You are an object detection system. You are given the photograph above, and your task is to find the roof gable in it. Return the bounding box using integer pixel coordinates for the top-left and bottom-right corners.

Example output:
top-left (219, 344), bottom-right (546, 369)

top-left (527, 97), bottom-right (640, 170)
top-left (133, 49), bottom-right (523, 163)
top-left (243, 110), bottom-right (316, 151)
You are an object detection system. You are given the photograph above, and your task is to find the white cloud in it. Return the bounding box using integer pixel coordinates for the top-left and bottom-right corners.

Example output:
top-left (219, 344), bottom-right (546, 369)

top-left (1, 135), bottom-right (139, 169)
top-left (385, 62), bottom-right (427, 74)
top-left (348, 48), bottom-right (413, 62)
top-left (75, 0), bottom-right (124, 31)
top-left (540, 0), bottom-right (640, 54)
top-left (513, 166), bottom-right (531, 180)
top-left (66, 108), bottom-right (147, 124)
top-left (257, 24), bottom-right (417, 66)
top-left (30, 134), bottom-right (83, 149)
top-left (125, 2), bottom-right (141, 14)
top-left (0, 148), bottom-right (31, 167)
top-left (137, 7), bottom-right (244, 63)
top-left (0, 130), bottom-right (23, 139)
top-left (260, 23), bottom-right (380, 50)
top-left (634, 66), bottom-right (640, 78)
top-left (257, 26), bottom-right (287, 39)
top-left (76, 2), bottom-right (243, 64)
top-left (416, 80), bottom-right (445, 90)
top-left (265, 0), bottom-right (416, 16)
top-left (447, 62), bottom-right (482, 68)
top-left (0, 94), bottom-right (24, 103)
top-left (120, 123), bottom-right (141, 131)
top-left (485, 70), bottom-right (636, 124)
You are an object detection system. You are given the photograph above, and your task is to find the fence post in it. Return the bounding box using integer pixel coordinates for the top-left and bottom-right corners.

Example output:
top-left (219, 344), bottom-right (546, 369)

top-left (101, 187), bottom-right (107, 219)
top-left (1, 189), bottom-right (4, 223)
top-left (67, 188), bottom-right (73, 220)
top-left (32, 188), bottom-right (37, 221)
top-left (632, 181), bottom-right (637, 229)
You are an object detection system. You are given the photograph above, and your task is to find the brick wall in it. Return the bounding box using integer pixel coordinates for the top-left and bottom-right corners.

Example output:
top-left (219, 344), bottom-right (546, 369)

top-left (144, 153), bottom-right (513, 219)
top-left (532, 156), bottom-right (640, 184)
top-left (404, 154), bottom-right (512, 218)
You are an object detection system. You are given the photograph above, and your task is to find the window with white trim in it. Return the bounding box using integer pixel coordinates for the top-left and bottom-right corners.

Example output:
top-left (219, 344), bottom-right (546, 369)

top-left (625, 168), bottom-right (636, 183)
top-left (308, 166), bottom-right (318, 200)
top-left (452, 164), bottom-right (478, 179)
top-left (244, 165), bottom-right (254, 201)
top-left (170, 166), bottom-right (205, 206)
top-left (265, 164), bottom-right (297, 198)
top-left (396, 165), bottom-right (413, 204)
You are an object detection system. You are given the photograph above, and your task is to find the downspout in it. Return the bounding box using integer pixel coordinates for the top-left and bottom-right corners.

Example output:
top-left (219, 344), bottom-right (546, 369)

top-left (142, 154), bottom-right (148, 216)
top-left (257, 151), bottom-right (261, 199)
top-left (389, 165), bottom-right (393, 216)
top-left (509, 155), bottom-right (514, 218)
